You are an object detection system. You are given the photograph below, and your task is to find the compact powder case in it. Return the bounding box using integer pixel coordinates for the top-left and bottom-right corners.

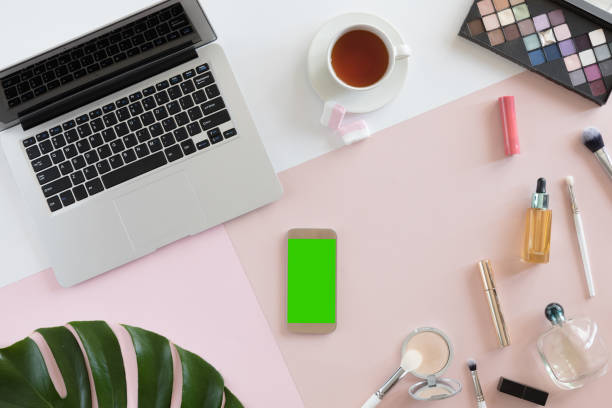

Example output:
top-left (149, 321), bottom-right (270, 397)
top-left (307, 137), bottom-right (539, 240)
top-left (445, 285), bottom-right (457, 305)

top-left (400, 327), bottom-right (462, 401)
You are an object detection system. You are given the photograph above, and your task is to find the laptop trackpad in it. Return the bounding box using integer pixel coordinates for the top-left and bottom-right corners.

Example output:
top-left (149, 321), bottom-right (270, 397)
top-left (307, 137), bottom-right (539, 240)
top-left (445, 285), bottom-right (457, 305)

top-left (114, 172), bottom-right (205, 251)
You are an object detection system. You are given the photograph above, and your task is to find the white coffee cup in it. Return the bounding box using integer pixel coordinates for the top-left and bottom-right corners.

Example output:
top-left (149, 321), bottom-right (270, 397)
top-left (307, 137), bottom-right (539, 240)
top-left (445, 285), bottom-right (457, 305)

top-left (327, 24), bottom-right (411, 91)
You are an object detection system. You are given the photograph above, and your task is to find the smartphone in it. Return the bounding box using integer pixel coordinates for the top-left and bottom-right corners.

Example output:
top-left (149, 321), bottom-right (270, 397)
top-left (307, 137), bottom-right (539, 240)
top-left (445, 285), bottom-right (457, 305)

top-left (287, 228), bottom-right (337, 334)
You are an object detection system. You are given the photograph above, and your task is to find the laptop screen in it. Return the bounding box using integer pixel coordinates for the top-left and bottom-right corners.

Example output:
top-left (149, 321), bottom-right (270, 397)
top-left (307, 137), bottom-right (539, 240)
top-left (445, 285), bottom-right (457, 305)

top-left (0, 0), bottom-right (215, 131)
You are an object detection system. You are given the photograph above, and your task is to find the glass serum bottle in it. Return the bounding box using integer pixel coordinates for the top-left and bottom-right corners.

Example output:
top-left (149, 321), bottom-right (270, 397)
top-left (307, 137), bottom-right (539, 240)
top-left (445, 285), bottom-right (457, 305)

top-left (537, 303), bottom-right (609, 389)
top-left (521, 178), bottom-right (552, 263)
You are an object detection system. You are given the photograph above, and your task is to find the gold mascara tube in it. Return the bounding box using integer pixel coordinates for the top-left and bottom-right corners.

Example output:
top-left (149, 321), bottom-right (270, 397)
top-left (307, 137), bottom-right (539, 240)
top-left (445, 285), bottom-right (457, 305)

top-left (478, 260), bottom-right (510, 348)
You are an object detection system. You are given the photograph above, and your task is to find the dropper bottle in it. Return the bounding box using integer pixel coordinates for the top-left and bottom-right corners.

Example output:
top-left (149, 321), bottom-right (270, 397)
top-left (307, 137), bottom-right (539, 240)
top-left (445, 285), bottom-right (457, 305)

top-left (521, 178), bottom-right (552, 263)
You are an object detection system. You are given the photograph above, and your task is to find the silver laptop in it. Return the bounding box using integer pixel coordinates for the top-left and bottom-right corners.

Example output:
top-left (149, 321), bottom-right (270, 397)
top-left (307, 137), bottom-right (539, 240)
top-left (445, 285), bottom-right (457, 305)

top-left (0, 0), bottom-right (282, 286)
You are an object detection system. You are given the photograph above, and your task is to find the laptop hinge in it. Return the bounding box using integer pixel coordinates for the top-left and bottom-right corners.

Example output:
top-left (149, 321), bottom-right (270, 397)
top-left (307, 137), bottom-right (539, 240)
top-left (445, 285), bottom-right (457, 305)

top-left (20, 47), bottom-right (198, 131)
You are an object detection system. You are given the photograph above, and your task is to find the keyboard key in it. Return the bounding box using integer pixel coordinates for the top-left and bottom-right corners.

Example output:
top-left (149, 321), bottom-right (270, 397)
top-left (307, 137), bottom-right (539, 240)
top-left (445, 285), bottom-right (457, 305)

top-left (102, 128), bottom-right (117, 142)
top-left (49, 126), bottom-right (62, 136)
top-left (180, 80), bottom-right (195, 94)
top-left (153, 106), bottom-right (168, 121)
top-left (31, 155), bottom-right (52, 172)
top-left (59, 161), bottom-right (73, 175)
top-left (121, 149), bottom-right (137, 163)
top-left (21, 91), bottom-right (34, 102)
top-left (60, 74), bottom-right (74, 84)
top-left (180, 139), bottom-right (196, 155)
top-left (161, 133), bottom-right (175, 147)
top-left (173, 127), bottom-right (188, 141)
top-left (90, 118), bottom-right (104, 133)
top-left (187, 106), bottom-right (202, 121)
top-left (76, 139), bottom-right (90, 153)
top-left (23, 137), bottom-right (36, 148)
top-left (83, 165), bottom-right (98, 180)
top-left (47, 80), bottom-right (60, 90)
top-left (148, 137), bottom-right (162, 152)
top-left (59, 190), bottom-right (75, 207)
top-left (47, 196), bottom-right (62, 212)
top-left (62, 120), bottom-right (76, 130)
top-left (169, 75), bottom-right (182, 85)
top-left (89, 108), bottom-right (103, 119)
top-left (167, 85), bottom-right (182, 100)
top-left (72, 155), bottom-right (86, 170)
top-left (141, 111), bottom-right (155, 126)
top-left (40, 140), bottom-right (53, 154)
top-left (223, 128), bottom-right (237, 138)
top-left (76, 114), bottom-right (89, 124)
top-left (182, 69), bottom-right (195, 80)
top-left (52, 134), bottom-right (66, 149)
top-left (33, 86), bottom-right (47, 97)
top-left (135, 143), bottom-right (150, 158)
top-left (129, 101), bottom-right (143, 116)
top-left (42, 176), bottom-right (71, 197)
top-left (116, 97), bottom-right (129, 107)
top-left (187, 122), bottom-right (201, 136)
top-left (74, 69), bottom-right (87, 79)
top-left (85, 178), bottom-right (104, 195)
top-left (65, 129), bottom-right (79, 143)
top-left (194, 73), bottom-right (214, 89)
top-left (166, 101), bottom-right (180, 115)
top-left (201, 97), bottom-right (225, 116)
top-left (37, 166), bottom-right (61, 185)
top-left (155, 80), bottom-right (169, 91)
top-left (208, 127), bottom-right (223, 144)
top-left (127, 117), bottom-right (142, 132)
top-left (162, 117), bottom-right (177, 132)
top-left (77, 123), bottom-right (92, 138)
top-left (96, 159), bottom-right (111, 174)
top-left (71, 170), bottom-right (85, 185)
top-left (175, 111), bottom-right (189, 126)
top-left (155, 90), bottom-right (169, 105)
top-left (36, 131), bottom-right (50, 142)
top-left (164, 144), bottom-right (183, 162)
top-left (142, 86), bottom-right (155, 96)
top-left (109, 154), bottom-right (123, 169)
top-left (26, 145), bottom-right (41, 160)
top-left (89, 133), bottom-right (103, 148)
top-left (103, 103), bottom-right (116, 113)
top-left (200, 109), bottom-right (230, 131)
top-left (73, 185), bottom-right (88, 201)
top-left (205, 84), bottom-right (220, 99)
top-left (136, 128), bottom-right (150, 143)
top-left (115, 122), bottom-right (129, 137)
top-left (115, 107), bottom-right (130, 123)
top-left (97, 144), bottom-right (112, 159)
top-left (196, 139), bottom-right (210, 150)
top-left (110, 139), bottom-right (125, 154)
top-left (123, 133), bottom-right (138, 148)
top-left (192, 89), bottom-right (206, 104)
top-left (84, 150), bottom-right (99, 165)
top-left (50, 149), bottom-right (65, 164)
top-left (179, 95), bottom-right (194, 110)
top-left (129, 91), bottom-right (142, 102)
top-left (149, 122), bottom-right (163, 137)
top-left (196, 63), bottom-right (209, 73)
top-left (102, 151), bottom-right (167, 189)
top-left (63, 144), bottom-right (78, 159)
top-left (142, 96), bottom-right (156, 110)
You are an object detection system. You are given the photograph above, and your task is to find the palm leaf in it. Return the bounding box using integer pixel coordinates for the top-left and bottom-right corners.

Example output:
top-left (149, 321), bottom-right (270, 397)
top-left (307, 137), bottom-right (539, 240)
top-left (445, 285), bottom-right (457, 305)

top-left (0, 321), bottom-right (243, 408)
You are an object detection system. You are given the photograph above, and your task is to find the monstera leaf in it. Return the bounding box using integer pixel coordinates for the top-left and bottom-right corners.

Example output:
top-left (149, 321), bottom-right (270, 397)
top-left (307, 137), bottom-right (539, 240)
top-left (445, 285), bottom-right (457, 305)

top-left (0, 321), bottom-right (244, 408)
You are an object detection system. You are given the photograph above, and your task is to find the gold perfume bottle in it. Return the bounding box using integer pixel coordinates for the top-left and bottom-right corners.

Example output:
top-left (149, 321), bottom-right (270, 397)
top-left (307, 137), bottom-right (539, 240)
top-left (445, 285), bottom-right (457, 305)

top-left (521, 178), bottom-right (552, 263)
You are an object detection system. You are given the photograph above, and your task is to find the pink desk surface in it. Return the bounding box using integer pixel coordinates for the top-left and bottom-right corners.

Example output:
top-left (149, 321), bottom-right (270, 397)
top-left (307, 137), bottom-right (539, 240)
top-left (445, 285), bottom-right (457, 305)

top-left (0, 226), bottom-right (303, 408)
top-left (225, 71), bottom-right (612, 407)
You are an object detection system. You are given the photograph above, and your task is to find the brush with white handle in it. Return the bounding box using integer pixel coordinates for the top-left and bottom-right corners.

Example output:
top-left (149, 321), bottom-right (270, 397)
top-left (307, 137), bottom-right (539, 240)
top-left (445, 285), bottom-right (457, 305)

top-left (566, 176), bottom-right (595, 297)
top-left (361, 349), bottom-right (422, 408)
top-left (468, 359), bottom-right (487, 408)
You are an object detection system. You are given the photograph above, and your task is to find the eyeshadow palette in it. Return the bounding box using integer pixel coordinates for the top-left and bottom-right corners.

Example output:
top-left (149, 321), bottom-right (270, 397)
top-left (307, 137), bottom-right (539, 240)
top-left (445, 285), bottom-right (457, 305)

top-left (459, 0), bottom-right (612, 105)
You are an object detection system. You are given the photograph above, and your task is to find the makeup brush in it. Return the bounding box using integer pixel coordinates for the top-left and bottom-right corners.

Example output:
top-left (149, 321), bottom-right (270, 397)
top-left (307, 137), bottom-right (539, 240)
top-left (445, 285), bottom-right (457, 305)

top-left (566, 176), bottom-right (595, 297)
top-left (468, 359), bottom-right (486, 408)
top-left (361, 349), bottom-right (423, 408)
top-left (582, 127), bottom-right (612, 181)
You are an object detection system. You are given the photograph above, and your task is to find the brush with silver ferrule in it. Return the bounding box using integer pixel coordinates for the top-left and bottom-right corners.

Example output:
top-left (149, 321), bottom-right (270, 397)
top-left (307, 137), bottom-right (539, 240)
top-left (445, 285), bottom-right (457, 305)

top-left (582, 127), bottom-right (612, 181)
top-left (468, 359), bottom-right (487, 408)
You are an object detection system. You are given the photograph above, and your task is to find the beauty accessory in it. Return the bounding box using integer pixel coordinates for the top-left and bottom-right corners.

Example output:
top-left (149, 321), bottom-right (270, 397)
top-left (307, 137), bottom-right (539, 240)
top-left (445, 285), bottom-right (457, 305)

top-left (521, 178), bottom-right (552, 263)
top-left (565, 176), bottom-right (595, 297)
top-left (364, 327), bottom-right (462, 405)
top-left (537, 303), bottom-right (609, 389)
top-left (498, 96), bottom-right (520, 156)
top-left (478, 260), bottom-right (511, 347)
top-left (467, 359), bottom-right (487, 408)
top-left (459, 0), bottom-right (612, 105)
top-left (497, 377), bottom-right (549, 406)
top-left (582, 127), bottom-right (612, 181)
top-left (361, 350), bottom-right (423, 407)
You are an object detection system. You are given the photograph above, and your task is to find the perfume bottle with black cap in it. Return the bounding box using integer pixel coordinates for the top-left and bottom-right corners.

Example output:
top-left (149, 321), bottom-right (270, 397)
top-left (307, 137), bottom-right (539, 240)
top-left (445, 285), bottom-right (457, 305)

top-left (521, 178), bottom-right (552, 263)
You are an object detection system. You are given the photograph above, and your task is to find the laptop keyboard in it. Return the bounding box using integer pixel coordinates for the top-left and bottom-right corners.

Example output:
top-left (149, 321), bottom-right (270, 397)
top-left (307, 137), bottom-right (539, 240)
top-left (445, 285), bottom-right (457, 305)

top-left (22, 62), bottom-right (237, 213)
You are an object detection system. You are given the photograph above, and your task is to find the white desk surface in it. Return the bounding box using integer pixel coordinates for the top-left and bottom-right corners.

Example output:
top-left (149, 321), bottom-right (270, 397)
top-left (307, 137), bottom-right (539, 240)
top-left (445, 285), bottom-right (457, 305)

top-left (0, 0), bottom-right (521, 287)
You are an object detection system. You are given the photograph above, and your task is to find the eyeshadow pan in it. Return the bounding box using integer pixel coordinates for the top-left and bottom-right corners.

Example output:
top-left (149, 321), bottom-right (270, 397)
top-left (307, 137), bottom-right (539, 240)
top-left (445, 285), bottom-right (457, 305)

top-left (594, 44), bottom-right (611, 61)
top-left (498, 8), bottom-right (516, 26)
top-left (518, 18), bottom-right (535, 36)
top-left (493, 0), bottom-right (510, 11)
top-left (523, 33), bottom-right (541, 51)
top-left (510, 0), bottom-right (524, 4)
top-left (468, 19), bottom-right (486, 36)
top-left (543, 44), bottom-right (561, 61)
top-left (553, 24), bottom-right (571, 41)
top-left (548, 9), bottom-right (565, 26)
top-left (575, 34), bottom-right (592, 51)
top-left (584, 64), bottom-right (602, 81)
top-left (564, 54), bottom-right (582, 71)
top-left (528, 49), bottom-right (546, 65)
top-left (579, 49), bottom-right (597, 66)
top-left (589, 29), bottom-right (607, 46)
top-left (488, 28), bottom-right (506, 45)
top-left (538, 29), bottom-right (556, 46)
top-left (503, 24), bottom-right (521, 41)
top-left (483, 14), bottom-right (501, 31)
top-left (512, 4), bottom-right (530, 21)
top-left (559, 39), bottom-right (576, 56)
top-left (569, 69), bottom-right (587, 86)
top-left (600, 59), bottom-right (612, 76)
top-left (478, 0), bottom-right (495, 16)
top-left (532, 14), bottom-right (550, 31)
top-left (590, 79), bottom-right (606, 96)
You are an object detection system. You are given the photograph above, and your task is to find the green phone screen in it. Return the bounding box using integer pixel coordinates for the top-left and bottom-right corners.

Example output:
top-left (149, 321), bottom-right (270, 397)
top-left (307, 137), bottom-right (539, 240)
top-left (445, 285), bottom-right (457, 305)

top-left (287, 238), bottom-right (336, 323)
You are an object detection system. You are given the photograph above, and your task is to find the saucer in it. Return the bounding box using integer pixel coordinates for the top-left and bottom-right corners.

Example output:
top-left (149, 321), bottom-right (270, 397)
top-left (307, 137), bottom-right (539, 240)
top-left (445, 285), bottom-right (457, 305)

top-left (307, 13), bottom-right (409, 114)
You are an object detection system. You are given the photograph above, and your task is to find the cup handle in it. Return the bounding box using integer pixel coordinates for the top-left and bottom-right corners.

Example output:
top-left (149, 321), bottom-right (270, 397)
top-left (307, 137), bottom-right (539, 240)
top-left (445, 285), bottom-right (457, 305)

top-left (394, 44), bottom-right (411, 60)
